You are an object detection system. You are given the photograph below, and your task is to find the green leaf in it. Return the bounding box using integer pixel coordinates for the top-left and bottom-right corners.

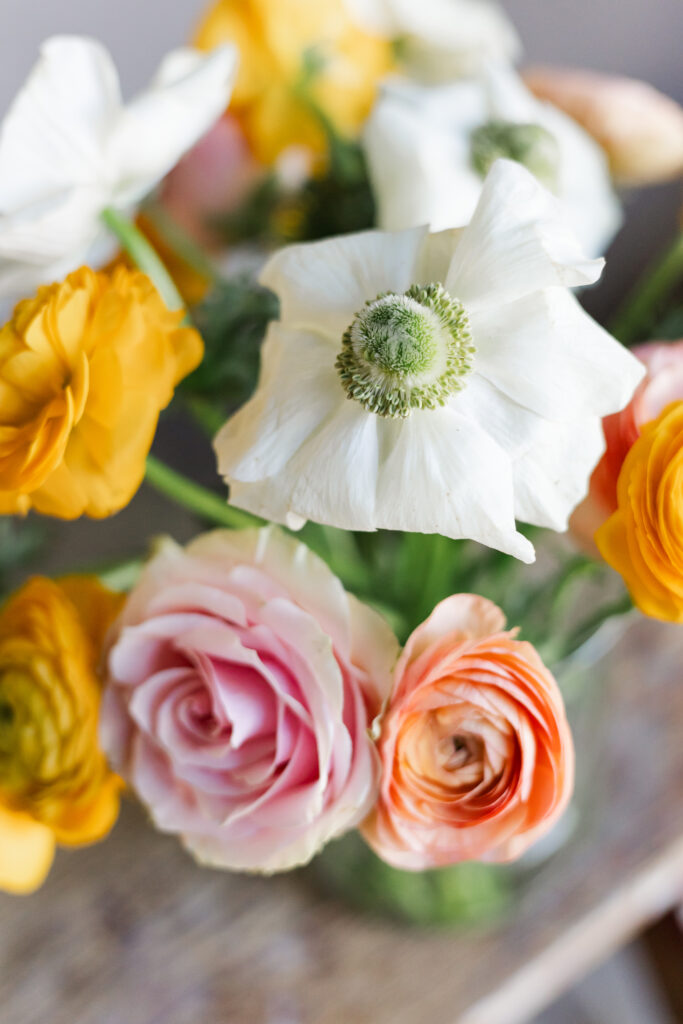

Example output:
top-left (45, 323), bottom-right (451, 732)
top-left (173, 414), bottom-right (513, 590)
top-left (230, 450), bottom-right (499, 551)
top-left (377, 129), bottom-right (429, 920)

top-left (182, 275), bottom-right (279, 409)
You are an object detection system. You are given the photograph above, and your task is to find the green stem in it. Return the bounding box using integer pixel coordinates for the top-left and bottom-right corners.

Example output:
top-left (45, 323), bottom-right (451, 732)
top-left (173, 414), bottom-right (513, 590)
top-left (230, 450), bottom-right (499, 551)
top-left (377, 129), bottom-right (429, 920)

top-left (610, 230), bottom-right (683, 344)
top-left (144, 204), bottom-right (218, 282)
top-left (101, 207), bottom-right (186, 314)
top-left (145, 454), bottom-right (259, 530)
top-left (557, 593), bottom-right (634, 662)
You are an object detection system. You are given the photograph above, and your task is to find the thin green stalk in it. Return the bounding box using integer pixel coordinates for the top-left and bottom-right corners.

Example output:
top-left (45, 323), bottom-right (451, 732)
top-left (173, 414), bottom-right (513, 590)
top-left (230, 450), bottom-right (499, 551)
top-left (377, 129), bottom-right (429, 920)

top-left (101, 207), bottom-right (186, 314)
top-left (144, 204), bottom-right (219, 282)
top-left (610, 230), bottom-right (683, 345)
top-left (558, 593), bottom-right (634, 661)
top-left (145, 454), bottom-right (259, 530)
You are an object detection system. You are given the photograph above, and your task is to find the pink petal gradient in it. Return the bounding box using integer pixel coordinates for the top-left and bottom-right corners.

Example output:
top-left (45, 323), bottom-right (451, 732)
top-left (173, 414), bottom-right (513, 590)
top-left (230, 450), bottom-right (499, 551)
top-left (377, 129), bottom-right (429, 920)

top-left (101, 528), bottom-right (398, 873)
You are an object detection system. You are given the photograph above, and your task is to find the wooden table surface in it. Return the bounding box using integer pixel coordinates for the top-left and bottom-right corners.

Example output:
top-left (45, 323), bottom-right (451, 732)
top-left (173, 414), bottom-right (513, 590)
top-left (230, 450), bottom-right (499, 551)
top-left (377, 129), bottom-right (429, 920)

top-left (1, 610), bottom-right (682, 1024)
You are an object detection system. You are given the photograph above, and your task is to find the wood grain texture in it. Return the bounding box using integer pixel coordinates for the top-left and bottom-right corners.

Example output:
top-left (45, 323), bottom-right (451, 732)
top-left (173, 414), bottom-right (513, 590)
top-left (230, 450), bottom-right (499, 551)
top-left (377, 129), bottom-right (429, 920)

top-left (0, 618), bottom-right (681, 1024)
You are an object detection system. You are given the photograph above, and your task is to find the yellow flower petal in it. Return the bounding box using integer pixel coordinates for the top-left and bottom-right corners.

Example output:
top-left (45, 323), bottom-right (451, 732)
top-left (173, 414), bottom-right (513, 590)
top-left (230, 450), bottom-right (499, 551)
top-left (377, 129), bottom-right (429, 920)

top-left (0, 804), bottom-right (55, 894)
top-left (0, 266), bottom-right (203, 520)
top-left (597, 401), bottom-right (683, 621)
top-left (193, 0), bottom-right (394, 165)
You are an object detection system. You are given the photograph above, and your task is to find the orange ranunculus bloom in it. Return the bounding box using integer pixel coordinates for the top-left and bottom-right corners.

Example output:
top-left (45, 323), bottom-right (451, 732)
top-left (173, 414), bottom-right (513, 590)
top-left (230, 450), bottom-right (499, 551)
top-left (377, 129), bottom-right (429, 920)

top-left (194, 0), bottom-right (394, 165)
top-left (571, 340), bottom-right (683, 552)
top-left (0, 576), bottom-right (124, 893)
top-left (362, 595), bottom-right (574, 870)
top-left (0, 266), bottom-right (203, 519)
top-left (596, 401), bottom-right (683, 622)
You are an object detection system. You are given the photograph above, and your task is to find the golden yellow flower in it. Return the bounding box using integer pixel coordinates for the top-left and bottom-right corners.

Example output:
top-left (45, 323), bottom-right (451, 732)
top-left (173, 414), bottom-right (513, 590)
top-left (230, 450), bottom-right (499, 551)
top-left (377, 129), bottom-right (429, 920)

top-left (0, 576), bottom-right (124, 893)
top-left (0, 266), bottom-right (203, 519)
top-left (194, 0), bottom-right (394, 165)
top-left (596, 401), bottom-right (683, 621)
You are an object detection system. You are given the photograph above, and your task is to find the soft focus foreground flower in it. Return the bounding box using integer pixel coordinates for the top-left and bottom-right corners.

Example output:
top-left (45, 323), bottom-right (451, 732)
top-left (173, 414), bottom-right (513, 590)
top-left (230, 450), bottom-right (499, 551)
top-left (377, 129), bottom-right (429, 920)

top-left (346, 0), bottom-right (520, 82)
top-left (0, 576), bottom-right (122, 893)
top-left (101, 528), bottom-right (398, 872)
top-left (364, 64), bottom-right (621, 257)
top-left (216, 160), bottom-right (644, 561)
top-left (194, 0), bottom-right (393, 166)
top-left (0, 266), bottom-right (203, 519)
top-left (572, 341), bottom-right (683, 550)
top-left (361, 595), bottom-right (574, 869)
top-left (524, 67), bottom-right (683, 187)
top-left (0, 36), bottom-right (237, 299)
top-left (161, 115), bottom-right (263, 250)
top-left (596, 402), bottom-right (683, 622)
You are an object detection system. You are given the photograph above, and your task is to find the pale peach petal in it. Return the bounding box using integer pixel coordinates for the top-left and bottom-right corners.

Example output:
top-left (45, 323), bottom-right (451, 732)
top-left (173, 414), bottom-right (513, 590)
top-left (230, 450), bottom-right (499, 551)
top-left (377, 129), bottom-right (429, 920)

top-left (362, 600), bottom-right (574, 869)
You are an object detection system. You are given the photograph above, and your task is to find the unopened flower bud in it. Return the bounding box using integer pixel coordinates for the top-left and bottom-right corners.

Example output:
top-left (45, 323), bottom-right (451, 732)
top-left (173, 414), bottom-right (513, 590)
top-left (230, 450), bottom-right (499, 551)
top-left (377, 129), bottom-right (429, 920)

top-left (523, 67), bottom-right (683, 187)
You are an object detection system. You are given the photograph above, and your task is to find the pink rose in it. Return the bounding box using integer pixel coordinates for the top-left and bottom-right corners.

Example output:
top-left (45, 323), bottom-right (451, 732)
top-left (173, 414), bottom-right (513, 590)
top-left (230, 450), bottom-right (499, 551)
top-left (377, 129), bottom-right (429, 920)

top-left (571, 340), bottom-right (683, 549)
top-left (100, 528), bottom-right (398, 872)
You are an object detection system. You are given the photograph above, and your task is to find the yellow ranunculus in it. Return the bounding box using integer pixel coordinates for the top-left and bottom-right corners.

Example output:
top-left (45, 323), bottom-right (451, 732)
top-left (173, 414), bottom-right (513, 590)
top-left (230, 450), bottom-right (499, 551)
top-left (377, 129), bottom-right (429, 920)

top-left (0, 266), bottom-right (203, 520)
top-left (596, 401), bottom-right (683, 621)
top-left (194, 0), bottom-right (394, 165)
top-left (0, 576), bottom-right (124, 893)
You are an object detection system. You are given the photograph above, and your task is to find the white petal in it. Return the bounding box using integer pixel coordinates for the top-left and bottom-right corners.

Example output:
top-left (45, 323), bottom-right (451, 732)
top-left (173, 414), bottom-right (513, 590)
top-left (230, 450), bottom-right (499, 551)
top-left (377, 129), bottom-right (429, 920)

top-left (288, 401), bottom-right (381, 530)
top-left (259, 226), bottom-right (428, 341)
top-left (108, 46), bottom-right (238, 207)
top-left (484, 64), bottom-right (622, 258)
top-left (470, 287), bottom-right (645, 421)
top-left (445, 160), bottom-right (604, 311)
top-left (225, 399), bottom-right (381, 532)
top-left (451, 374), bottom-right (547, 458)
top-left (415, 226), bottom-right (466, 283)
top-left (375, 407), bottom-right (534, 561)
top-left (363, 80), bottom-right (482, 232)
top-left (214, 324), bottom-right (339, 483)
top-left (346, 0), bottom-right (521, 75)
top-left (538, 103), bottom-right (622, 258)
top-left (513, 418), bottom-right (605, 530)
top-left (0, 36), bottom-right (120, 213)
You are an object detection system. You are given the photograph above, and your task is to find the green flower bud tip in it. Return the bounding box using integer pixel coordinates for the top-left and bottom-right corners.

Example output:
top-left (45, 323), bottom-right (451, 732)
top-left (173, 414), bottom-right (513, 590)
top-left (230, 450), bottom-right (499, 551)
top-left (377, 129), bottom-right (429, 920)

top-left (336, 283), bottom-right (474, 418)
top-left (471, 119), bottom-right (561, 192)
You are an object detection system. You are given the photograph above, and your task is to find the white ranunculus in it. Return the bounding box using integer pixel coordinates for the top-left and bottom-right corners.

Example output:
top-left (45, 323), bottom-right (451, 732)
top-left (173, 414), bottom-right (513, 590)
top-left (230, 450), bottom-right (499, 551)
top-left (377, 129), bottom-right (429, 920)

top-left (0, 36), bottom-right (237, 299)
top-left (215, 160), bottom-right (644, 562)
top-left (345, 0), bottom-right (521, 81)
top-left (364, 64), bottom-right (622, 257)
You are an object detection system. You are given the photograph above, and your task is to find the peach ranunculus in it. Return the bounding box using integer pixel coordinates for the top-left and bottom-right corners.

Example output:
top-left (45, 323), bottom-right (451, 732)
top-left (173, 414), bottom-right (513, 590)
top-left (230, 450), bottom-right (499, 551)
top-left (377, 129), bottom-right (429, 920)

top-left (571, 341), bottom-right (683, 550)
top-left (100, 528), bottom-right (399, 873)
top-left (361, 595), bottom-right (574, 870)
top-left (523, 67), bottom-right (683, 187)
top-left (0, 576), bottom-right (123, 894)
top-left (596, 401), bottom-right (683, 622)
top-left (0, 266), bottom-right (203, 519)
top-left (193, 0), bottom-right (394, 165)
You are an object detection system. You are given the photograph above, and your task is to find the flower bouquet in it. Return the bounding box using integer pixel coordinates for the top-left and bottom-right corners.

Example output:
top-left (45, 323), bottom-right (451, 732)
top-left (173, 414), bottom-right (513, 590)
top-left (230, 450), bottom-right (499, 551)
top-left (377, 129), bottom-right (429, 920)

top-left (1, 1), bottom-right (683, 927)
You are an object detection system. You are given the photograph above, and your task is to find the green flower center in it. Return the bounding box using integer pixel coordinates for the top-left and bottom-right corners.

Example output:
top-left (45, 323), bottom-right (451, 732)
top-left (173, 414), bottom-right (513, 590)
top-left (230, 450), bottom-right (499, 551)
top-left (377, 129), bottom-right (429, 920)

top-left (336, 283), bottom-right (474, 418)
top-left (471, 120), bottom-right (561, 192)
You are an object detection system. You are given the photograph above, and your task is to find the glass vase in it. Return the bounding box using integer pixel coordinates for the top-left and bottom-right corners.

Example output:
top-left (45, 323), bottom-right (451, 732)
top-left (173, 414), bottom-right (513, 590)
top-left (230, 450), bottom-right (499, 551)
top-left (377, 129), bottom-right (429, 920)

top-left (307, 611), bottom-right (633, 928)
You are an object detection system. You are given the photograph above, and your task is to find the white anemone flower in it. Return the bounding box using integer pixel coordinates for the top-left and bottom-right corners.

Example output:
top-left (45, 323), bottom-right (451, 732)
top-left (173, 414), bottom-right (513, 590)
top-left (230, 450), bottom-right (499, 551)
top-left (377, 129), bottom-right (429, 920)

top-left (0, 36), bottom-right (237, 300)
top-left (345, 0), bottom-right (521, 81)
top-left (215, 160), bottom-right (644, 563)
top-left (364, 63), bottom-right (622, 258)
